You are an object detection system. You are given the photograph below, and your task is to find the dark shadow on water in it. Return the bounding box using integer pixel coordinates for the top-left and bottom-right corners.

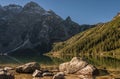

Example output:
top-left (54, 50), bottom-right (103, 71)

top-left (0, 53), bottom-right (120, 71)
top-left (0, 55), bottom-right (53, 65)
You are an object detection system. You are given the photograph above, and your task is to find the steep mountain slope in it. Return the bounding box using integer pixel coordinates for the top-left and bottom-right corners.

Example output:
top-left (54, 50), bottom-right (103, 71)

top-left (50, 14), bottom-right (120, 56)
top-left (0, 1), bottom-right (92, 55)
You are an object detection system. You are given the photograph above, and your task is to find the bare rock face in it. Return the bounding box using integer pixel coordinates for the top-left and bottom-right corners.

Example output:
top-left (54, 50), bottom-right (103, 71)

top-left (16, 62), bottom-right (40, 73)
top-left (0, 69), bottom-right (14, 79)
top-left (0, 1), bottom-right (92, 55)
top-left (52, 72), bottom-right (65, 79)
top-left (59, 57), bottom-right (99, 76)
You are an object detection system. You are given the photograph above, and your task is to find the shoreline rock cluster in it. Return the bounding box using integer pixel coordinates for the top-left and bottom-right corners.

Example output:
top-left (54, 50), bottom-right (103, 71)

top-left (16, 62), bottom-right (65, 79)
top-left (0, 57), bottom-right (99, 79)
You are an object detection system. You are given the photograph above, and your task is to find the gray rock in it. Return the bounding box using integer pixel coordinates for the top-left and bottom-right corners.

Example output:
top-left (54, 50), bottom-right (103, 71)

top-left (42, 72), bottom-right (54, 76)
top-left (16, 62), bottom-right (40, 73)
top-left (52, 72), bottom-right (65, 79)
top-left (59, 57), bottom-right (99, 75)
top-left (4, 67), bottom-right (13, 71)
top-left (0, 69), bottom-right (14, 79)
top-left (32, 70), bottom-right (42, 77)
top-left (59, 57), bottom-right (88, 74)
top-left (76, 64), bottom-right (99, 75)
top-left (59, 62), bottom-right (69, 72)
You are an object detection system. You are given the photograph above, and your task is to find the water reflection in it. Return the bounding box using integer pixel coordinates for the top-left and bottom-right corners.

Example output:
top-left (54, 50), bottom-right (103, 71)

top-left (0, 54), bottom-right (120, 70)
top-left (59, 55), bottom-right (120, 70)
top-left (0, 55), bottom-right (53, 65)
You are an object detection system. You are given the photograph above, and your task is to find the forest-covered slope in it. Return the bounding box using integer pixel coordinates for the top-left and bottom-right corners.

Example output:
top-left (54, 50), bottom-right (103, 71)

top-left (50, 14), bottom-right (120, 56)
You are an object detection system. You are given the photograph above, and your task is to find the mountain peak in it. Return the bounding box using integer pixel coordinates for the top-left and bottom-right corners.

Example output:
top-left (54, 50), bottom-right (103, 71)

top-left (66, 16), bottom-right (72, 21)
top-left (25, 1), bottom-right (40, 7)
top-left (23, 1), bottom-right (46, 14)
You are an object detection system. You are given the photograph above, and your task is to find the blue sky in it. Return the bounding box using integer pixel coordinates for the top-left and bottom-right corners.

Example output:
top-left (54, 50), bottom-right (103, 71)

top-left (0, 0), bottom-right (120, 24)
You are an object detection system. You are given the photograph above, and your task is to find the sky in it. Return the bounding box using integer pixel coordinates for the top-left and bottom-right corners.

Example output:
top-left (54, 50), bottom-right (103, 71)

top-left (0, 0), bottom-right (120, 24)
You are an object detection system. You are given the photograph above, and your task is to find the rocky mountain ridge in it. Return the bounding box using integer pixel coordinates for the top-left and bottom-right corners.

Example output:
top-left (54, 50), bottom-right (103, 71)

top-left (0, 1), bottom-right (93, 55)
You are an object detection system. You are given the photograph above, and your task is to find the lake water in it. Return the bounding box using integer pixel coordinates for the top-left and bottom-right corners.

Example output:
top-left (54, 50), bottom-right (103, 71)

top-left (0, 55), bottom-right (120, 70)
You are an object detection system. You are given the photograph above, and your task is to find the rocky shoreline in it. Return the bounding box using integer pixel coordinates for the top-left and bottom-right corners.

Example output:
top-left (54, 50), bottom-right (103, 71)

top-left (0, 57), bottom-right (119, 79)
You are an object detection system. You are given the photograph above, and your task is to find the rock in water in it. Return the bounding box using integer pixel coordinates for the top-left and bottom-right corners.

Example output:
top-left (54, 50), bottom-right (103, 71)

top-left (59, 57), bottom-right (99, 76)
top-left (16, 62), bottom-right (40, 73)
top-left (32, 70), bottom-right (42, 77)
top-left (53, 72), bottom-right (65, 79)
top-left (0, 69), bottom-right (14, 79)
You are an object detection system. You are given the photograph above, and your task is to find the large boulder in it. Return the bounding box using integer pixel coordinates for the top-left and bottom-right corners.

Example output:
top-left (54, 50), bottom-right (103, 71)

top-left (59, 57), bottom-right (99, 76)
top-left (52, 72), bottom-right (65, 79)
top-left (16, 62), bottom-right (40, 73)
top-left (0, 69), bottom-right (14, 79)
top-left (59, 57), bottom-right (88, 74)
